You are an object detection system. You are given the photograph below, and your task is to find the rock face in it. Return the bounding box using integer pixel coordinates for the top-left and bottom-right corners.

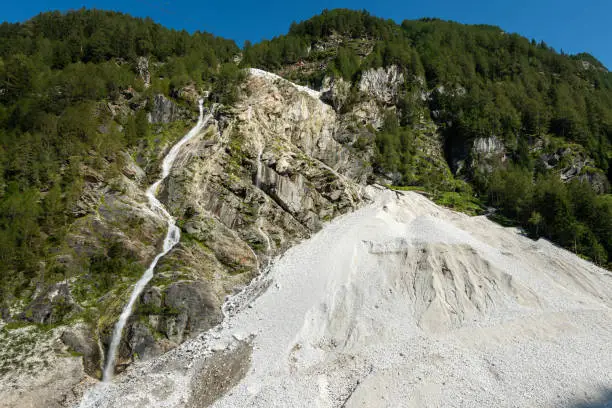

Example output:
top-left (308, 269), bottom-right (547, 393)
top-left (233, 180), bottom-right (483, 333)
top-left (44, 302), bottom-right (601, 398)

top-left (445, 134), bottom-right (507, 177)
top-left (148, 94), bottom-right (182, 124)
top-left (93, 69), bottom-right (372, 375)
top-left (358, 65), bottom-right (404, 105)
top-left (136, 56), bottom-right (150, 88)
top-left (163, 69), bottom-right (367, 263)
top-left (60, 324), bottom-right (101, 377)
top-left (469, 135), bottom-right (507, 175)
top-left (472, 135), bottom-right (505, 156)
top-left (320, 76), bottom-right (351, 111)
top-left (66, 159), bottom-right (167, 266)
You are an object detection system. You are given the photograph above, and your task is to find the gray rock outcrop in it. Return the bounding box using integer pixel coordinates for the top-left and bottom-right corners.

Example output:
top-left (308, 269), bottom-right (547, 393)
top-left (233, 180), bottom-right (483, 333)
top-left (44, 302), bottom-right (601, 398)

top-left (148, 94), bottom-right (181, 124)
top-left (358, 65), bottom-right (404, 105)
top-left (540, 145), bottom-right (610, 192)
top-left (320, 76), bottom-right (351, 111)
top-left (136, 56), bottom-right (151, 88)
top-left (60, 323), bottom-right (101, 377)
top-left (470, 135), bottom-right (507, 173)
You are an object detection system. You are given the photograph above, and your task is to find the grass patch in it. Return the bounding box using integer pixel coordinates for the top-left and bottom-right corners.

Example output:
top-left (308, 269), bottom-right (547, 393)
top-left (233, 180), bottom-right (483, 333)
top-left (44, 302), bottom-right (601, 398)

top-left (432, 191), bottom-right (485, 216)
top-left (387, 185), bottom-right (485, 216)
top-left (387, 185), bottom-right (430, 193)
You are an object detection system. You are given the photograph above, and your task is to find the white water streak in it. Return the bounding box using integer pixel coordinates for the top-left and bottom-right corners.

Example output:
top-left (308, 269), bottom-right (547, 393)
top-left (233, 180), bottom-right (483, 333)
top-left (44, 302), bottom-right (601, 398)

top-left (102, 99), bottom-right (209, 382)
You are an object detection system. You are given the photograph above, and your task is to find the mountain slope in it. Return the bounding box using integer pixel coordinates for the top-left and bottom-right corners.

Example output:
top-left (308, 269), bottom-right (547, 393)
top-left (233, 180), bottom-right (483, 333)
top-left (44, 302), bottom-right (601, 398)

top-left (0, 61), bottom-right (370, 408)
top-left (0, 8), bottom-right (611, 408)
top-left (78, 186), bottom-right (612, 407)
top-left (242, 9), bottom-right (612, 266)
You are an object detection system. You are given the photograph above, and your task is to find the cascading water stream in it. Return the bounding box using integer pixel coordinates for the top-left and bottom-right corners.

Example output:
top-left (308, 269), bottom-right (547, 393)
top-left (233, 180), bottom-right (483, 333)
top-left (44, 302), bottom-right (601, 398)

top-left (102, 99), bottom-right (209, 382)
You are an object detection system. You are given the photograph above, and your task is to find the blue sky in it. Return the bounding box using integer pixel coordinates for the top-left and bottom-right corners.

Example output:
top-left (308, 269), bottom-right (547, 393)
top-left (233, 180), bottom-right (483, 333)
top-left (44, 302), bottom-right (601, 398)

top-left (3, 0), bottom-right (611, 69)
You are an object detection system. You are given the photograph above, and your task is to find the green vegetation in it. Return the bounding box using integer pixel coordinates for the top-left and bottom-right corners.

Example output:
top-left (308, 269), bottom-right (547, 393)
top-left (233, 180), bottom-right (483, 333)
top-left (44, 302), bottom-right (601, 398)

top-left (433, 191), bottom-right (484, 216)
top-left (374, 112), bottom-right (454, 190)
top-left (1, 7), bottom-right (611, 334)
top-left (389, 186), bottom-right (485, 216)
top-left (486, 168), bottom-right (611, 264)
top-left (241, 9), bottom-right (611, 267)
top-left (0, 9), bottom-right (240, 317)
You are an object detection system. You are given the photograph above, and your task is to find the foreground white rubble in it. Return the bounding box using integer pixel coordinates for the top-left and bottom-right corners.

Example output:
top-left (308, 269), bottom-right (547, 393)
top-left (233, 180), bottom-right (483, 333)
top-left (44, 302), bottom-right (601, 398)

top-left (79, 187), bottom-right (612, 408)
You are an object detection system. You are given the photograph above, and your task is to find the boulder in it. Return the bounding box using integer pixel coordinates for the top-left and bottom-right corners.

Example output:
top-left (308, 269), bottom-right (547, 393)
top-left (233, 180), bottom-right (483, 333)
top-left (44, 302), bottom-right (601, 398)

top-left (127, 321), bottom-right (163, 361)
top-left (161, 281), bottom-right (222, 344)
top-left (60, 323), bottom-right (101, 377)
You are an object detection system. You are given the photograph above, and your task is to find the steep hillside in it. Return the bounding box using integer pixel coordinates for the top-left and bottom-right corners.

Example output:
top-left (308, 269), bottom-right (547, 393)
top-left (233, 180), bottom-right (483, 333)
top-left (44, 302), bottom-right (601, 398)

top-left (78, 186), bottom-right (612, 408)
top-left (242, 9), bottom-right (612, 266)
top-left (0, 52), bottom-right (373, 407)
top-left (0, 8), bottom-right (611, 408)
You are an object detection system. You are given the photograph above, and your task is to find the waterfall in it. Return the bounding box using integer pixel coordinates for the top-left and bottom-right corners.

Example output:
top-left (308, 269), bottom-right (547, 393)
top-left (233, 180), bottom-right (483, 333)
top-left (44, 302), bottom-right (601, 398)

top-left (102, 99), bottom-right (209, 382)
top-left (257, 207), bottom-right (272, 256)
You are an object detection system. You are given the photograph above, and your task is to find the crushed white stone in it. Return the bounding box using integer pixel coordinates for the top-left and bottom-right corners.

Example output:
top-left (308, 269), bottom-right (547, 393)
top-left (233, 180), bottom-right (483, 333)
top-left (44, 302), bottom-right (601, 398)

top-left (78, 187), bottom-right (612, 408)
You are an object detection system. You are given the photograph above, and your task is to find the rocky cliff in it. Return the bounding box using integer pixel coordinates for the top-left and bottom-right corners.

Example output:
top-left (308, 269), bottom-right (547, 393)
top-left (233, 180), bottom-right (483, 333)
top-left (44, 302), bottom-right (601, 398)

top-left (0, 68), bottom-right (376, 407)
top-left (76, 187), bottom-right (612, 408)
top-left (2, 47), bottom-right (609, 408)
